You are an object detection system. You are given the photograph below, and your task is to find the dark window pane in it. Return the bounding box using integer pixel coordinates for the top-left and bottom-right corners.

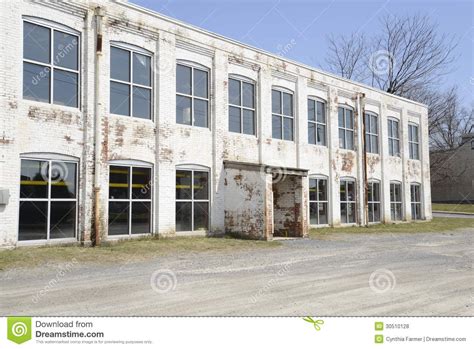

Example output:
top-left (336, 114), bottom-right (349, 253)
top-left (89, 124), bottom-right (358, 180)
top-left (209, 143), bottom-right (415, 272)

top-left (272, 115), bottom-right (282, 139)
top-left (317, 101), bottom-right (325, 123)
top-left (111, 46), bottom-right (130, 82)
top-left (20, 159), bottom-right (48, 198)
top-left (339, 129), bottom-right (345, 148)
top-left (272, 90), bottom-right (281, 114)
top-left (194, 202), bottom-right (209, 231)
top-left (371, 135), bottom-right (378, 153)
top-left (132, 167), bottom-right (151, 199)
top-left (338, 107), bottom-right (344, 127)
top-left (318, 179), bottom-right (327, 201)
top-left (283, 117), bottom-right (293, 141)
top-left (176, 202), bottom-right (192, 231)
top-left (347, 203), bottom-right (356, 223)
top-left (53, 69), bottom-right (78, 107)
top-left (194, 69), bottom-right (208, 98)
top-left (176, 95), bottom-right (192, 125)
top-left (53, 31), bottom-right (78, 70)
top-left (109, 166), bottom-right (129, 199)
top-left (308, 122), bottom-right (316, 144)
top-left (346, 131), bottom-right (354, 150)
top-left (371, 115), bottom-right (378, 134)
top-left (229, 106), bottom-right (241, 133)
top-left (194, 99), bottom-right (208, 127)
top-left (131, 202), bottom-right (151, 234)
top-left (310, 202), bottom-right (318, 225)
top-left (23, 62), bottom-right (50, 103)
top-left (194, 171), bottom-right (209, 200)
top-left (50, 201), bottom-right (76, 239)
top-left (242, 109), bottom-right (255, 135)
top-left (132, 86), bottom-right (151, 119)
top-left (341, 203), bottom-right (348, 224)
top-left (242, 82), bottom-right (254, 108)
top-left (176, 64), bottom-right (191, 95)
top-left (110, 81), bottom-right (130, 116)
top-left (308, 100), bottom-right (315, 121)
top-left (24, 22), bottom-right (50, 63)
top-left (133, 53), bottom-right (151, 86)
top-left (19, 201), bottom-right (48, 241)
top-left (317, 125), bottom-right (326, 145)
top-left (282, 93), bottom-right (293, 116)
top-left (340, 182), bottom-right (347, 201)
top-left (51, 162), bottom-right (77, 198)
top-left (347, 181), bottom-right (355, 201)
top-left (345, 109), bottom-right (353, 129)
top-left (176, 170), bottom-right (192, 200)
top-left (373, 203), bottom-right (381, 222)
top-left (309, 179), bottom-right (317, 201)
top-left (319, 203), bottom-right (328, 224)
top-left (108, 201), bottom-right (130, 235)
top-left (229, 78), bottom-right (240, 105)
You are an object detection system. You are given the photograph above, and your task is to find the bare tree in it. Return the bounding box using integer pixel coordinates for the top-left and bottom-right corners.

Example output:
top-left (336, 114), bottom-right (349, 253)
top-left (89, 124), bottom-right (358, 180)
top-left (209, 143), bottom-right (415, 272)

top-left (325, 33), bottom-right (367, 81)
top-left (325, 14), bottom-right (458, 99)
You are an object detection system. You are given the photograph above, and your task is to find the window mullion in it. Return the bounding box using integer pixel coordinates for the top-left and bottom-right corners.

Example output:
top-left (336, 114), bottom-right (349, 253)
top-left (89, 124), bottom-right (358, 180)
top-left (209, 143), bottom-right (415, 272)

top-left (50, 29), bottom-right (54, 104)
top-left (129, 166), bottom-right (133, 236)
top-left (46, 160), bottom-right (52, 240)
top-left (129, 51), bottom-right (133, 117)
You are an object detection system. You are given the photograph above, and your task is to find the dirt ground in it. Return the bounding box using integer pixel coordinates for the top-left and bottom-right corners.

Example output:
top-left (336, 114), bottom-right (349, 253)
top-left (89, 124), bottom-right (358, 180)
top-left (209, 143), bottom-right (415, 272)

top-left (1, 228), bottom-right (473, 316)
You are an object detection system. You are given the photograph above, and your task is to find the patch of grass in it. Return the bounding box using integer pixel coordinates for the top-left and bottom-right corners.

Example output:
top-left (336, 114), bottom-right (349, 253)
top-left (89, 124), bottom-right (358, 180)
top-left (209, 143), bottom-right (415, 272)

top-left (432, 203), bottom-right (474, 214)
top-left (309, 217), bottom-right (473, 238)
top-left (0, 235), bottom-right (281, 271)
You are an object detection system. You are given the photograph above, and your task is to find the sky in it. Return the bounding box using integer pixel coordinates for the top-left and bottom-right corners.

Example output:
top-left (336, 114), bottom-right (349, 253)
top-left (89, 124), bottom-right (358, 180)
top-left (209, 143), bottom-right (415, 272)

top-left (129, 0), bottom-right (473, 104)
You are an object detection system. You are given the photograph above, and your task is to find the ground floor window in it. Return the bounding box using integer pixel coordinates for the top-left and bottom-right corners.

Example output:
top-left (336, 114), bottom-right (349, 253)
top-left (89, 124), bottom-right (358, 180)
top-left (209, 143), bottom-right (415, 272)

top-left (390, 182), bottom-right (403, 221)
top-left (411, 184), bottom-right (422, 220)
top-left (368, 181), bottom-right (381, 223)
top-left (176, 169), bottom-right (209, 232)
top-left (309, 177), bottom-right (328, 225)
top-left (340, 179), bottom-right (356, 223)
top-left (19, 158), bottom-right (77, 241)
top-left (108, 165), bottom-right (152, 235)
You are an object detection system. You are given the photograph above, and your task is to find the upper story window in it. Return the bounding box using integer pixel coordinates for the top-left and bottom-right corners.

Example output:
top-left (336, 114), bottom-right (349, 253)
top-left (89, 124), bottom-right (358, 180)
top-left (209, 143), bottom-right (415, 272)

top-left (23, 19), bottom-right (79, 108)
top-left (308, 98), bottom-right (326, 146)
top-left (408, 123), bottom-right (420, 160)
top-left (110, 44), bottom-right (152, 119)
top-left (338, 106), bottom-right (354, 150)
top-left (364, 112), bottom-right (379, 154)
top-left (387, 118), bottom-right (400, 157)
top-left (228, 76), bottom-right (256, 135)
top-left (176, 62), bottom-right (209, 128)
top-left (272, 88), bottom-right (294, 141)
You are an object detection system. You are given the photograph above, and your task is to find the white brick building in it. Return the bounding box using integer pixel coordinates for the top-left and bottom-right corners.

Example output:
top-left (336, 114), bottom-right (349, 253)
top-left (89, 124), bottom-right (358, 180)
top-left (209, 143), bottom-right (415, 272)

top-left (0, 0), bottom-right (432, 247)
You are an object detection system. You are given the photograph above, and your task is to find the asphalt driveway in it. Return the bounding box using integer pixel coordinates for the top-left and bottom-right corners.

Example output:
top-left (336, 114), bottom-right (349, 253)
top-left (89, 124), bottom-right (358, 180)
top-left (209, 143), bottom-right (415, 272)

top-left (1, 228), bottom-right (473, 316)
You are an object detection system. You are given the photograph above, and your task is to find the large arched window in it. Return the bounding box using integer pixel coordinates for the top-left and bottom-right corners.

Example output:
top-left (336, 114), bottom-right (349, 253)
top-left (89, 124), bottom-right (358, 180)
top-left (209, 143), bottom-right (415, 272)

top-left (272, 86), bottom-right (294, 141)
top-left (368, 179), bottom-right (381, 222)
top-left (108, 160), bottom-right (153, 236)
top-left (390, 181), bottom-right (403, 221)
top-left (228, 74), bottom-right (256, 135)
top-left (410, 183), bottom-right (422, 220)
top-left (338, 105), bottom-right (354, 150)
top-left (364, 112), bottom-right (379, 154)
top-left (340, 177), bottom-right (356, 223)
top-left (175, 165), bottom-right (210, 232)
top-left (23, 17), bottom-right (80, 108)
top-left (309, 175), bottom-right (328, 225)
top-left (19, 153), bottom-right (78, 241)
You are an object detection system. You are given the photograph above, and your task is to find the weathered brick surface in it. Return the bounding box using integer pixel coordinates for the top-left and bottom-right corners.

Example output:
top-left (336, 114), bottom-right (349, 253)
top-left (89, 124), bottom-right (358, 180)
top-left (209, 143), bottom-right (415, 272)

top-left (0, 0), bottom-right (431, 246)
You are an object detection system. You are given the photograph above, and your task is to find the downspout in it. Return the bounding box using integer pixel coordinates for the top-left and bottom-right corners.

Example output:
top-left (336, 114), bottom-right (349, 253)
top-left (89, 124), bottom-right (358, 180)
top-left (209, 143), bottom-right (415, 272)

top-left (93, 7), bottom-right (104, 246)
top-left (358, 93), bottom-right (368, 227)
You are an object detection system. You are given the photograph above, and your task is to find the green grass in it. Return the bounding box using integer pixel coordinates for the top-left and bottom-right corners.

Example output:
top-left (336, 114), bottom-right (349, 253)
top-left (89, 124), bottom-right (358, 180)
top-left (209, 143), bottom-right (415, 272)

top-left (310, 217), bottom-right (473, 238)
top-left (432, 203), bottom-right (474, 213)
top-left (0, 235), bottom-right (281, 271)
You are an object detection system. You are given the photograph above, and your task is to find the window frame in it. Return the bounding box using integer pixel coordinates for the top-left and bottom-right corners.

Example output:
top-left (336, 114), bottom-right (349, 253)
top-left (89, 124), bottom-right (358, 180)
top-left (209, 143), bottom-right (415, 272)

top-left (307, 97), bottom-right (327, 146)
top-left (175, 167), bottom-right (210, 232)
top-left (22, 18), bottom-right (81, 109)
top-left (176, 61), bottom-right (210, 128)
top-left (338, 105), bottom-right (355, 150)
top-left (272, 87), bottom-right (295, 141)
top-left (390, 181), bottom-right (403, 221)
top-left (410, 183), bottom-right (422, 220)
top-left (408, 123), bottom-right (420, 160)
top-left (309, 176), bottom-right (329, 226)
top-left (340, 178), bottom-right (357, 224)
top-left (18, 156), bottom-right (79, 242)
top-left (364, 112), bottom-right (379, 154)
top-left (228, 75), bottom-right (257, 136)
top-left (367, 180), bottom-right (381, 223)
top-left (387, 118), bottom-right (401, 157)
top-left (109, 42), bottom-right (153, 120)
top-left (108, 164), bottom-right (153, 237)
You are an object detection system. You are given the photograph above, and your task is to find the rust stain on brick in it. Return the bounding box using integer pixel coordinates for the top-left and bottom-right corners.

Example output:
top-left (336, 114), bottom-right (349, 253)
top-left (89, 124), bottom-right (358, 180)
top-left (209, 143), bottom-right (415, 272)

top-left (159, 148), bottom-right (173, 163)
top-left (114, 122), bottom-right (126, 147)
top-left (341, 151), bottom-right (355, 172)
top-left (64, 135), bottom-right (72, 143)
top-left (8, 101), bottom-right (17, 109)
